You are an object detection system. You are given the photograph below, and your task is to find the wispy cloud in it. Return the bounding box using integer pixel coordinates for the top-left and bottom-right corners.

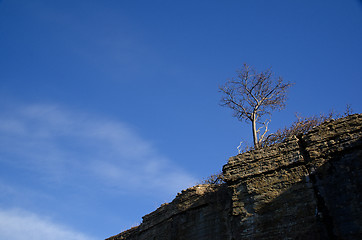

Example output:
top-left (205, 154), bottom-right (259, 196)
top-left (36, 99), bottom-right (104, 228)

top-left (0, 102), bottom-right (197, 237)
top-left (0, 103), bottom-right (196, 194)
top-left (0, 208), bottom-right (96, 240)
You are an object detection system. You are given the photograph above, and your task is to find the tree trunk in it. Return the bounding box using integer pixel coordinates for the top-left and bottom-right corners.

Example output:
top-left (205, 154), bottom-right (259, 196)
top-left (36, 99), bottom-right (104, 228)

top-left (251, 114), bottom-right (258, 149)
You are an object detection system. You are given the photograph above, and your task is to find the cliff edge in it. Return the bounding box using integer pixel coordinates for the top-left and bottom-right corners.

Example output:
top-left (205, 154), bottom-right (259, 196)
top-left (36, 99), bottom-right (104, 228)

top-left (107, 114), bottom-right (362, 240)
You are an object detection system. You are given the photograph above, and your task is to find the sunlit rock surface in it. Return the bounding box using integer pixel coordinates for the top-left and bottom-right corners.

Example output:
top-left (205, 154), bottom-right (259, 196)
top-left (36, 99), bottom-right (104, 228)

top-left (107, 114), bottom-right (362, 240)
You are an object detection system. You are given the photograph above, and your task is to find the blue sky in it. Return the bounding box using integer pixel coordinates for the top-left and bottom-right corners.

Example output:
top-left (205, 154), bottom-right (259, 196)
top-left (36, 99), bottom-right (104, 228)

top-left (0, 0), bottom-right (361, 239)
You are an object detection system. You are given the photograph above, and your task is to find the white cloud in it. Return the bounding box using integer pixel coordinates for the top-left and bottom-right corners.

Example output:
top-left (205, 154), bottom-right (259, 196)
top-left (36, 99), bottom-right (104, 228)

top-left (0, 103), bottom-right (196, 194)
top-left (0, 208), bottom-right (96, 240)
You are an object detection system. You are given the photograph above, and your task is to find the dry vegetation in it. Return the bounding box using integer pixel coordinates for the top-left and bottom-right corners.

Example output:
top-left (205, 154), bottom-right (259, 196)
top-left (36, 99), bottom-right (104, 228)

top-left (203, 105), bottom-right (354, 184)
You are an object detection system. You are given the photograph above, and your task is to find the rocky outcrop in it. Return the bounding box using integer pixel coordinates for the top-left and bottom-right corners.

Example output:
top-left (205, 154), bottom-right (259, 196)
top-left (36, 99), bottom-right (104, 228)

top-left (107, 184), bottom-right (232, 240)
top-left (107, 114), bottom-right (362, 240)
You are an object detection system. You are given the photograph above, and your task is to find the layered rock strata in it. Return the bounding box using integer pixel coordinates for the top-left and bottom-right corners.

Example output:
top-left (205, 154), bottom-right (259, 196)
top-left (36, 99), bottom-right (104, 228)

top-left (107, 114), bottom-right (362, 240)
top-left (107, 184), bottom-right (231, 240)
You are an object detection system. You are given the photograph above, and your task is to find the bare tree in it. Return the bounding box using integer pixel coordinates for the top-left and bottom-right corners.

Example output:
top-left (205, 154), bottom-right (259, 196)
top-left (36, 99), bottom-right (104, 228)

top-left (219, 63), bottom-right (293, 149)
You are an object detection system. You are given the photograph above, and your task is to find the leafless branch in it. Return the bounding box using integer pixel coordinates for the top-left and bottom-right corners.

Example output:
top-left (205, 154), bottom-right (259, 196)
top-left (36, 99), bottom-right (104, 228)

top-left (219, 63), bottom-right (293, 148)
top-left (257, 119), bottom-right (270, 143)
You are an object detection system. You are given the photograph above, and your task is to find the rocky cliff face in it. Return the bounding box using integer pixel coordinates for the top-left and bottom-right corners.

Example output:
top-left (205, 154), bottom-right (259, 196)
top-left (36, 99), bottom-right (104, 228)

top-left (107, 114), bottom-right (362, 240)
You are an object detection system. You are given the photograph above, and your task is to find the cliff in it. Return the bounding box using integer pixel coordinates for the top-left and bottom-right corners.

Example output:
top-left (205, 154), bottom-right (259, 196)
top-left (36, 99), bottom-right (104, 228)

top-left (107, 114), bottom-right (362, 240)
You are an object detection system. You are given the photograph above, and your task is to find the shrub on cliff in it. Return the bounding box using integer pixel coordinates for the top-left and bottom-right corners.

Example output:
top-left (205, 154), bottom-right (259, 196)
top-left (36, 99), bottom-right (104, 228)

top-left (260, 105), bottom-right (354, 148)
top-left (234, 105), bottom-right (355, 153)
top-left (201, 172), bottom-right (225, 185)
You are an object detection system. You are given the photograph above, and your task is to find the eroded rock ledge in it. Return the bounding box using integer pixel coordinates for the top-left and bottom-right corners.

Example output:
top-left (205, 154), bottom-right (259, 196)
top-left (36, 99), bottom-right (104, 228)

top-left (107, 114), bottom-right (362, 240)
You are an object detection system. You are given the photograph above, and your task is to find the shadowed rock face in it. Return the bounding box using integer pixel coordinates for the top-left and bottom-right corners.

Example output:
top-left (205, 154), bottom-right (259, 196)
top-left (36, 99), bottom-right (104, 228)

top-left (107, 114), bottom-right (362, 240)
top-left (107, 184), bottom-right (232, 240)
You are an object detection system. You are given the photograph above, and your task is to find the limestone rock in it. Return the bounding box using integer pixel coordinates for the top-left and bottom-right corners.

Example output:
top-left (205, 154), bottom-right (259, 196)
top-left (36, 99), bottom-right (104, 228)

top-left (107, 114), bottom-right (362, 240)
